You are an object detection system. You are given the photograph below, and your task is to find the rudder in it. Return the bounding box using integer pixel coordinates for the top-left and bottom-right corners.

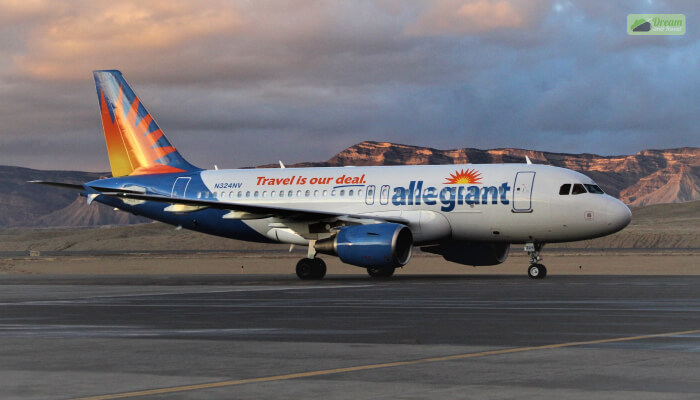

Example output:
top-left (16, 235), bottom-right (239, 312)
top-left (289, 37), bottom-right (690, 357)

top-left (93, 70), bottom-right (199, 177)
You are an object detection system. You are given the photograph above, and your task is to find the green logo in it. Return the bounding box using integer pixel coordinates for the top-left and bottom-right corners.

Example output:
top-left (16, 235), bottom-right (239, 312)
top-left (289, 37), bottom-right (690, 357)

top-left (628, 14), bottom-right (685, 35)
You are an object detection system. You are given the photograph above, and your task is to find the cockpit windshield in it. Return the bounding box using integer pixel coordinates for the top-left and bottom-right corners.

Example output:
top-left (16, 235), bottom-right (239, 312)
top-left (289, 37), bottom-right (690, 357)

top-left (584, 184), bottom-right (605, 194)
top-left (559, 183), bottom-right (605, 195)
top-left (571, 184), bottom-right (587, 195)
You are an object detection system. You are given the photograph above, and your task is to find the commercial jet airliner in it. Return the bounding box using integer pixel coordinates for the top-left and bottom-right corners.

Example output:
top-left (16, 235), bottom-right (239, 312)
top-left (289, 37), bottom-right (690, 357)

top-left (33, 70), bottom-right (632, 280)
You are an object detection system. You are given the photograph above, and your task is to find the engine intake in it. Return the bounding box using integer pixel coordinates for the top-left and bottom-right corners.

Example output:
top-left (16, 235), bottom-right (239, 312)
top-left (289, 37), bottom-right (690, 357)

top-left (315, 223), bottom-right (413, 268)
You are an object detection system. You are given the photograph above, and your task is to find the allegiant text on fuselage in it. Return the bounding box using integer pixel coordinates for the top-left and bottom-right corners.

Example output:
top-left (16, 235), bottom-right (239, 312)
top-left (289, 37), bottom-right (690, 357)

top-left (391, 181), bottom-right (511, 212)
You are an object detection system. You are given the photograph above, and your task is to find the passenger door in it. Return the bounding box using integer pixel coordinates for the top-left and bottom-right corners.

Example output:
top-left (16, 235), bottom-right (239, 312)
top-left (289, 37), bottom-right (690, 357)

top-left (512, 172), bottom-right (535, 212)
top-left (171, 177), bottom-right (191, 198)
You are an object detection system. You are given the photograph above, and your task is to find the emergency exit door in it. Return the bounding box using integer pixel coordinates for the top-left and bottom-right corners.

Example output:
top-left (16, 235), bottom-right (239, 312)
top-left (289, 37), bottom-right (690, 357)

top-left (512, 172), bottom-right (535, 212)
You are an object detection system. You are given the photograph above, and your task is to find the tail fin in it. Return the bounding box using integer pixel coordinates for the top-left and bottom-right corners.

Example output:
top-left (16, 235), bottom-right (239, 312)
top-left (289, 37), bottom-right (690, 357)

top-left (93, 70), bottom-right (199, 177)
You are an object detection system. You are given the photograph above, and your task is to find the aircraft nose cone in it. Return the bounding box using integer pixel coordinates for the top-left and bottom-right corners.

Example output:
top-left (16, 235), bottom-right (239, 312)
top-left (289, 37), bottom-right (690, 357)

top-left (606, 199), bottom-right (632, 232)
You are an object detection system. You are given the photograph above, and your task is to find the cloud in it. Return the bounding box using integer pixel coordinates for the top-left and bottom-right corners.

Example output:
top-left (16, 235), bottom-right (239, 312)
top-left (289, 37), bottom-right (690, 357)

top-left (407, 0), bottom-right (548, 35)
top-left (8, 0), bottom-right (241, 81)
top-left (0, 0), bottom-right (698, 171)
top-left (0, 0), bottom-right (51, 23)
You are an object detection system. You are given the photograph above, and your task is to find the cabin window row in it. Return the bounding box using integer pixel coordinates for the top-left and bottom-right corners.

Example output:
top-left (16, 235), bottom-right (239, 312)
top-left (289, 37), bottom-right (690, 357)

top-left (196, 189), bottom-right (365, 200)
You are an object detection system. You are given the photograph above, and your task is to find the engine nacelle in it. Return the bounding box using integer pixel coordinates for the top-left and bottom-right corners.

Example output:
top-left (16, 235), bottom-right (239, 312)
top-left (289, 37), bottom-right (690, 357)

top-left (315, 223), bottom-right (413, 268)
top-left (421, 242), bottom-right (510, 266)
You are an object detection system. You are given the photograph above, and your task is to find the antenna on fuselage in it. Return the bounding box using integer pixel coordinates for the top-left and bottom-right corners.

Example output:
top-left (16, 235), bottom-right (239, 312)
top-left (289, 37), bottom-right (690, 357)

top-left (279, 161), bottom-right (286, 168)
top-left (525, 156), bottom-right (532, 165)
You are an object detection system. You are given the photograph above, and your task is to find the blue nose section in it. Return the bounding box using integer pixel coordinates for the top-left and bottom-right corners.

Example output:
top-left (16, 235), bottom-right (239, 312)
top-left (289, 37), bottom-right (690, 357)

top-left (606, 199), bottom-right (632, 233)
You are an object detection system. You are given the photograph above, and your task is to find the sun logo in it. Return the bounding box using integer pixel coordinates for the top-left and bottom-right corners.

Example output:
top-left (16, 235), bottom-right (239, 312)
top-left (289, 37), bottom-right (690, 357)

top-left (444, 168), bottom-right (482, 184)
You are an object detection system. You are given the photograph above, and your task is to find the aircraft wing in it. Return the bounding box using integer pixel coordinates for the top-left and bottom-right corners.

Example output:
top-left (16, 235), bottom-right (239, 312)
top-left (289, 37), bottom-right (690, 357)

top-left (93, 188), bottom-right (408, 224)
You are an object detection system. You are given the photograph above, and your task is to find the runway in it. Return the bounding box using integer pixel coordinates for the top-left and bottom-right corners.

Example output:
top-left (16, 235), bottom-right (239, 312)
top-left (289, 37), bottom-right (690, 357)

top-left (1, 275), bottom-right (699, 399)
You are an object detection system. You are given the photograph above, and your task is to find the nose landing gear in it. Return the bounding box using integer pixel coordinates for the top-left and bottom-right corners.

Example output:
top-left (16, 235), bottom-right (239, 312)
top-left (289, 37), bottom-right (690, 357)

top-left (528, 263), bottom-right (546, 279)
top-left (525, 242), bottom-right (547, 279)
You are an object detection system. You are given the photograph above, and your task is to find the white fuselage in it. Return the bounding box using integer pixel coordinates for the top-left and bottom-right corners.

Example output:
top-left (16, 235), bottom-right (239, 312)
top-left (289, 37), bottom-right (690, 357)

top-left (192, 163), bottom-right (631, 246)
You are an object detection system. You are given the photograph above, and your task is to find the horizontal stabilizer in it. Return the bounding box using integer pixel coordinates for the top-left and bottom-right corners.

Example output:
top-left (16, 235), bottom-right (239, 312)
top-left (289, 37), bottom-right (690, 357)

top-left (28, 181), bottom-right (85, 191)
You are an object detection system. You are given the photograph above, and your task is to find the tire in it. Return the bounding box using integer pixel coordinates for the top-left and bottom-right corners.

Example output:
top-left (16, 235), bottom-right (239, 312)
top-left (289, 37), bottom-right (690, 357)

top-left (296, 258), bottom-right (326, 280)
top-left (367, 267), bottom-right (395, 278)
top-left (528, 264), bottom-right (546, 279)
top-left (313, 258), bottom-right (327, 279)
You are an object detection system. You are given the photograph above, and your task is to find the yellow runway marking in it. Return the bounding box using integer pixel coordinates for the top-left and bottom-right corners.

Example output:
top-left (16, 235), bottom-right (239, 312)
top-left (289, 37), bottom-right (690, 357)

top-left (72, 329), bottom-right (700, 400)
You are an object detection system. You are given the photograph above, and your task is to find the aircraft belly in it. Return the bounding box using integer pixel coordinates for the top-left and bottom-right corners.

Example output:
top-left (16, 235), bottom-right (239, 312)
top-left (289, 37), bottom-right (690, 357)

top-left (448, 211), bottom-right (488, 241)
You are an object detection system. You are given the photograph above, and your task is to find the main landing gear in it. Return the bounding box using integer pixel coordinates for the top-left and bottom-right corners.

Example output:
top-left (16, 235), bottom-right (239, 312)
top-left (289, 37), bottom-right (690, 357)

top-left (296, 258), bottom-right (326, 280)
top-left (525, 242), bottom-right (547, 279)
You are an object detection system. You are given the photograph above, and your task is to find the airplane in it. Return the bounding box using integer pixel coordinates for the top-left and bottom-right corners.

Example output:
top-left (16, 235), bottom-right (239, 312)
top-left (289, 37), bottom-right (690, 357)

top-left (32, 70), bottom-right (632, 280)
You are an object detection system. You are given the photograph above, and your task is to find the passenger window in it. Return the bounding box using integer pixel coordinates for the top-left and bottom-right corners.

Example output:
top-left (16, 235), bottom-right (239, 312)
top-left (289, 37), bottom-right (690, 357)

top-left (559, 184), bottom-right (571, 195)
top-left (197, 192), bottom-right (202, 199)
top-left (271, 191), bottom-right (276, 198)
top-left (572, 184), bottom-right (587, 195)
top-left (349, 189), bottom-right (354, 196)
top-left (331, 190), bottom-right (336, 196)
top-left (262, 191), bottom-right (267, 198)
top-left (584, 184), bottom-right (605, 194)
top-left (288, 190), bottom-right (293, 197)
top-left (254, 191), bottom-right (259, 198)
top-left (340, 190), bottom-right (345, 196)
top-left (246, 191), bottom-right (250, 198)
top-left (297, 190), bottom-right (302, 197)
top-left (358, 189), bottom-right (363, 196)
top-left (279, 191), bottom-right (284, 198)
top-left (305, 190), bottom-right (310, 197)
top-left (322, 190), bottom-right (328, 196)
top-left (314, 190), bottom-right (319, 197)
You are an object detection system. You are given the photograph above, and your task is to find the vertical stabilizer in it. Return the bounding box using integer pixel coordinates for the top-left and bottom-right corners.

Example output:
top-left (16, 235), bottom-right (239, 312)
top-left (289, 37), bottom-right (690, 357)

top-left (93, 70), bottom-right (199, 177)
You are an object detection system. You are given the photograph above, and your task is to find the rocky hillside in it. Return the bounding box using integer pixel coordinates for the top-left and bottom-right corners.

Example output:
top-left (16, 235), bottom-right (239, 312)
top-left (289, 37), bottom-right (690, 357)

top-left (0, 166), bottom-right (148, 228)
top-left (2, 143), bottom-right (698, 227)
top-left (278, 142), bottom-right (699, 206)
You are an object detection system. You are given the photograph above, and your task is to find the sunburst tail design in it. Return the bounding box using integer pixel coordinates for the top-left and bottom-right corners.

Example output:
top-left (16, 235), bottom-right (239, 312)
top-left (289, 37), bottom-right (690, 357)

top-left (444, 168), bottom-right (483, 184)
top-left (93, 70), bottom-right (199, 177)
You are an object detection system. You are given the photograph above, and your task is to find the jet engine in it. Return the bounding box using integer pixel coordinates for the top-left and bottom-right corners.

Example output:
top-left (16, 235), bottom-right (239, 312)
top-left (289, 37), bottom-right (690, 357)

top-left (421, 242), bottom-right (510, 266)
top-left (315, 223), bottom-right (413, 268)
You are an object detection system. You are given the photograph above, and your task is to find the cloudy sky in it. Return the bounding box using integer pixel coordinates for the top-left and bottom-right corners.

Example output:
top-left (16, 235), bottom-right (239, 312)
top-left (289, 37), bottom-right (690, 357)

top-left (1, 0), bottom-right (698, 171)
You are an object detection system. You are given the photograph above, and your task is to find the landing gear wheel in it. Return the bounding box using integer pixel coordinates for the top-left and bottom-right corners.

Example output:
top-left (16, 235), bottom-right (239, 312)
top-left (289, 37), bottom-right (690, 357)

top-left (367, 267), bottom-right (395, 278)
top-left (528, 264), bottom-right (547, 279)
top-left (525, 242), bottom-right (547, 279)
top-left (296, 258), bottom-right (326, 280)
